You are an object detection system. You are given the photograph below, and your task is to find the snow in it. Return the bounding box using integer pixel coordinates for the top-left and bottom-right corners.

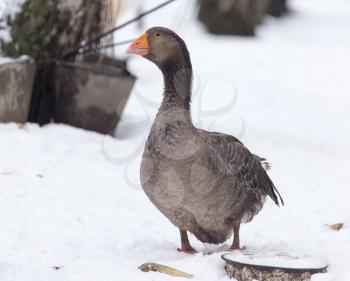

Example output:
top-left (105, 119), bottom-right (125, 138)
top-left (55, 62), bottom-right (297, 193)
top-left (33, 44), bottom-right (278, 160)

top-left (1, 0), bottom-right (350, 280)
top-left (0, 56), bottom-right (15, 64)
top-left (223, 252), bottom-right (327, 269)
top-left (0, 0), bottom-right (27, 42)
top-left (0, 55), bottom-right (30, 65)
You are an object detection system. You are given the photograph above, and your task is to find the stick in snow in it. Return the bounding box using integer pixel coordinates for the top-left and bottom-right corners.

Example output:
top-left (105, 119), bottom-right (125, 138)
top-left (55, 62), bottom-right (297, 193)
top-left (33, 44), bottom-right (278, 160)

top-left (139, 262), bottom-right (193, 279)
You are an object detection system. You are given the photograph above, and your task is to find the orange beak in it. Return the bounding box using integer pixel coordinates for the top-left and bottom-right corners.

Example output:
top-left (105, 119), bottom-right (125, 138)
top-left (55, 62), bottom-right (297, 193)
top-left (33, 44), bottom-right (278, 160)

top-left (126, 33), bottom-right (149, 56)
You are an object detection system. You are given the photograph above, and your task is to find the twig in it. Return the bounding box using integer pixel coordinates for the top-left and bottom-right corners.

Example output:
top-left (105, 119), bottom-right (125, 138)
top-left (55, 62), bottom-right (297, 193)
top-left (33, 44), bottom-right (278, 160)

top-left (139, 263), bottom-right (193, 279)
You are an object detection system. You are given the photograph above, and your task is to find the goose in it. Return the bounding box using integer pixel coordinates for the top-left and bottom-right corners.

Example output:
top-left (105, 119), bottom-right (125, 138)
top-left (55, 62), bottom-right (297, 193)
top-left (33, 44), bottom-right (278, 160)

top-left (126, 27), bottom-right (283, 254)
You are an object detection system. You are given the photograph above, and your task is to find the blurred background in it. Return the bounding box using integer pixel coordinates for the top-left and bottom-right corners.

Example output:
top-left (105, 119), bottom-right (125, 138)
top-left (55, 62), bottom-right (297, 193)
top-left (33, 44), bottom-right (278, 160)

top-left (0, 0), bottom-right (350, 280)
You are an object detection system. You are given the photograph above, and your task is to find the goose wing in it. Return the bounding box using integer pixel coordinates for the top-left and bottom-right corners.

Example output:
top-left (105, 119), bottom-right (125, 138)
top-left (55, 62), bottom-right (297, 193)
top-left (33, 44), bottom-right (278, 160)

top-left (204, 131), bottom-right (283, 206)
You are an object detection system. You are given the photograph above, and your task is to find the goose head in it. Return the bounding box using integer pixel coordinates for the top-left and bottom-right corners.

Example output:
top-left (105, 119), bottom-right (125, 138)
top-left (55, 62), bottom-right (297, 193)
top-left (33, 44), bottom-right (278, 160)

top-left (126, 27), bottom-right (191, 72)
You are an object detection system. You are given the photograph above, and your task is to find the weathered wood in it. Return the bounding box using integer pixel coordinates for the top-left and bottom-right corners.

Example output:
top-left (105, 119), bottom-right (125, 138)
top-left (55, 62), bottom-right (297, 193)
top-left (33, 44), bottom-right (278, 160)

top-left (0, 0), bottom-right (122, 126)
top-left (54, 56), bottom-right (135, 134)
top-left (198, 0), bottom-right (270, 36)
top-left (0, 58), bottom-right (36, 123)
top-left (225, 263), bottom-right (312, 281)
top-left (222, 253), bottom-right (328, 281)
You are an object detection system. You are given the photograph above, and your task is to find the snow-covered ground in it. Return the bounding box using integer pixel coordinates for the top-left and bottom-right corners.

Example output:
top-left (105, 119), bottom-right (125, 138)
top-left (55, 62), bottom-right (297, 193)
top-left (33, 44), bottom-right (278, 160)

top-left (1, 0), bottom-right (350, 280)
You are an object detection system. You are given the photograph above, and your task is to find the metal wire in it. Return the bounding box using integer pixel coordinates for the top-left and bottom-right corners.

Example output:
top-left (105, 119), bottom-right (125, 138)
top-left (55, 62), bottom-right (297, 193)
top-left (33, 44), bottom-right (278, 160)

top-left (61, 0), bottom-right (178, 60)
top-left (80, 38), bottom-right (136, 56)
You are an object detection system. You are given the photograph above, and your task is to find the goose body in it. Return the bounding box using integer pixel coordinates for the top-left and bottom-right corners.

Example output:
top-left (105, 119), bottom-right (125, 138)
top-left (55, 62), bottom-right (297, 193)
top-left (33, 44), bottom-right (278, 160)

top-left (127, 27), bottom-right (283, 252)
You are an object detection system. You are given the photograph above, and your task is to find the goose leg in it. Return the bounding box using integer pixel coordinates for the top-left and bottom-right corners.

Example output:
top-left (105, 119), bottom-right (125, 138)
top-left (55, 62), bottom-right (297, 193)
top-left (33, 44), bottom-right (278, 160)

top-left (230, 219), bottom-right (242, 250)
top-left (177, 230), bottom-right (198, 254)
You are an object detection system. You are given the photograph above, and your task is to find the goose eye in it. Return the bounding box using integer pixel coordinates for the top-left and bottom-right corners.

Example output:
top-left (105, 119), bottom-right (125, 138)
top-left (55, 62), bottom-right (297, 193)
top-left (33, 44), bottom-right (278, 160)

top-left (156, 33), bottom-right (161, 37)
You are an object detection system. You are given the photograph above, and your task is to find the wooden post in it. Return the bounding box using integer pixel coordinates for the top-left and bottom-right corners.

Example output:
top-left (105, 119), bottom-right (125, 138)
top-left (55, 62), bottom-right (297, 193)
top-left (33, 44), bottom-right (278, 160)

top-left (0, 58), bottom-right (36, 123)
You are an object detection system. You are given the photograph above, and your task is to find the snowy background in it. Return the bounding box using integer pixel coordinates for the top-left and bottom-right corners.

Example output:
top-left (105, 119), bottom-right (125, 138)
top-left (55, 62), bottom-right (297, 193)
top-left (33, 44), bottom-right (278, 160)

top-left (1, 0), bottom-right (350, 280)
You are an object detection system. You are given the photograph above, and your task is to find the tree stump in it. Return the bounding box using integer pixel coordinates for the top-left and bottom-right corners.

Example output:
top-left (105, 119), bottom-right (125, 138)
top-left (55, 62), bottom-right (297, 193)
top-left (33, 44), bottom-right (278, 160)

top-left (0, 57), bottom-right (36, 123)
top-left (197, 0), bottom-right (270, 36)
top-left (222, 252), bottom-right (328, 281)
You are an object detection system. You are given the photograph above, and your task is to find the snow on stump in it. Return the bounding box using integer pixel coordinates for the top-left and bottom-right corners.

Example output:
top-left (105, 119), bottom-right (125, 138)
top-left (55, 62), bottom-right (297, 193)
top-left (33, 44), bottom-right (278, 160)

top-left (0, 57), bottom-right (36, 123)
top-left (222, 252), bottom-right (328, 281)
top-left (197, 0), bottom-right (270, 36)
top-left (54, 56), bottom-right (135, 135)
